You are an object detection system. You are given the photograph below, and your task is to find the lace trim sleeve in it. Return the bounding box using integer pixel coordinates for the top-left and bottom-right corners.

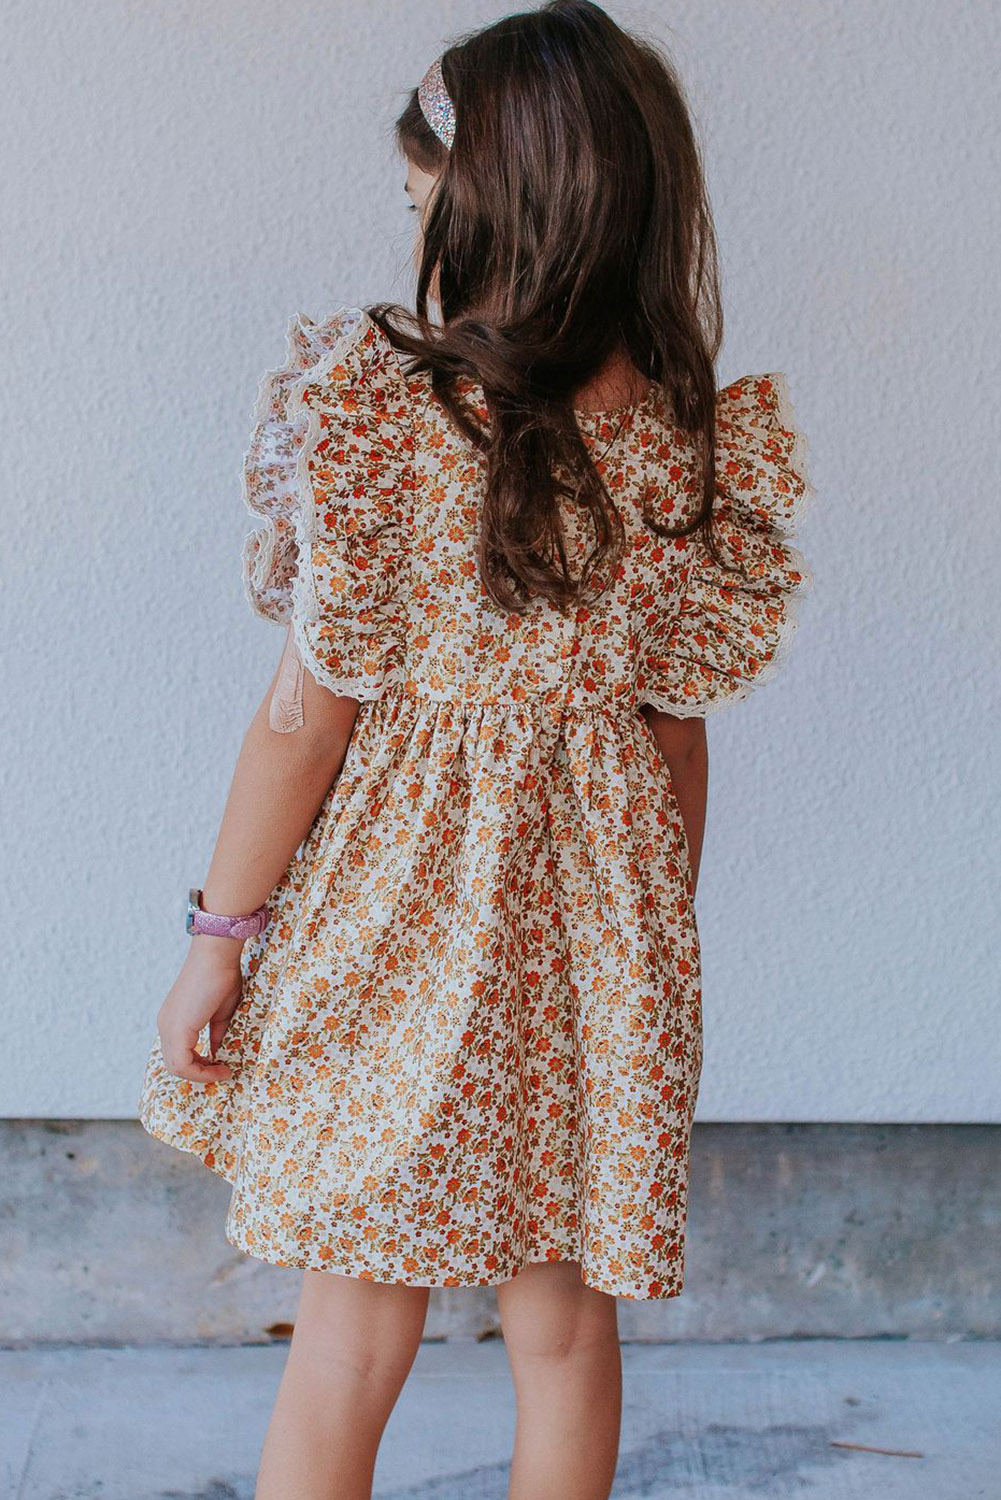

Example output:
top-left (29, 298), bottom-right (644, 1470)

top-left (638, 371), bottom-right (816, 717)
top-left (240, 305), bottom-right (413, 729)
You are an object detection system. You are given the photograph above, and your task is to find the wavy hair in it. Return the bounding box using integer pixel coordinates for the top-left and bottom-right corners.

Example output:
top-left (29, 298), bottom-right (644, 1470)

top-left (367, 0), bottom-right (723, 613)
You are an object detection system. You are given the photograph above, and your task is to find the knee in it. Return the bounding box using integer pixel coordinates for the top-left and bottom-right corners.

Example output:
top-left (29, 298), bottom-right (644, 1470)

top-left (507, 1315), bottom-right (618, 1368)
top-left (291, 1271), bottom-right (429, 1386)
top-left (499, 1261), bottom-right (619, 1370)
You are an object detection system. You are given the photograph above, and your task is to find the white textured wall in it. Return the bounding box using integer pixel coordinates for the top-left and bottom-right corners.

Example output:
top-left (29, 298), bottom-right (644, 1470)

top-left (2, 1), bottom-right (997, 1120)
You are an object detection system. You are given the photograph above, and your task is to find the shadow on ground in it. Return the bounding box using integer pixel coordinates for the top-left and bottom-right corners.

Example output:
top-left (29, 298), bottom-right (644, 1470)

top-left (160, 1422), bottom-right (853, 1500)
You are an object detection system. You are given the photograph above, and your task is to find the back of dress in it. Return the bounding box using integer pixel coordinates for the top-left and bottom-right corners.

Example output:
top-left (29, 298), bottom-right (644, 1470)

top-left (243, 305), bottom-right (811, 723)
top-left (140, 304), bottom-right (813, 1301)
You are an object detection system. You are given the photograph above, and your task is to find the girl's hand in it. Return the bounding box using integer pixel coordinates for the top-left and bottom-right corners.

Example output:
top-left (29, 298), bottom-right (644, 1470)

top-left (157, 937), bottom-right (245, 1084)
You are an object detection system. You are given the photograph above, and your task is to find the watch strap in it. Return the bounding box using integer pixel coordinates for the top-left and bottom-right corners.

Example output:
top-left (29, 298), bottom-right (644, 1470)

top-left (186, 887), bottom-right (269, 940)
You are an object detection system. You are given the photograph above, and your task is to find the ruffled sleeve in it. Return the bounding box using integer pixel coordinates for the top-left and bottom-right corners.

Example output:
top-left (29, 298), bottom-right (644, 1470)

top-left (637, 371), bottom-right (815, 717)
top-left (241, 305), bottom-right (414, 730)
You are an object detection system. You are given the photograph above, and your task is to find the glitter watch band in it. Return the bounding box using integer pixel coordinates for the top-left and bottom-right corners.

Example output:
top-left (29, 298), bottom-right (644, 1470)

top-left (186, 887), bottom-right (269, 940)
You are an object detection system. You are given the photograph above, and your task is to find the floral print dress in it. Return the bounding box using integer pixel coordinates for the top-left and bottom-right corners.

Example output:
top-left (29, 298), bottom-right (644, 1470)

top-left (139, 305), bottom-right (813, 1300)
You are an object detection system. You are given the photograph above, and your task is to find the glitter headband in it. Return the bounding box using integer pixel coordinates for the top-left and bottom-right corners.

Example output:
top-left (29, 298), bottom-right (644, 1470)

top-left (418, 57), bottom-right (456, 149)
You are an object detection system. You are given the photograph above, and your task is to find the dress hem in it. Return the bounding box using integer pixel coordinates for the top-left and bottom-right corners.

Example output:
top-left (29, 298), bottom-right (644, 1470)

top-left (138, 1113), bottom-right (687, 1305)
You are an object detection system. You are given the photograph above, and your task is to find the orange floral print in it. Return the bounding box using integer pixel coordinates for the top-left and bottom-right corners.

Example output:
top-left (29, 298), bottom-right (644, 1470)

top-left (139, 306), bottom-right (814, 1300)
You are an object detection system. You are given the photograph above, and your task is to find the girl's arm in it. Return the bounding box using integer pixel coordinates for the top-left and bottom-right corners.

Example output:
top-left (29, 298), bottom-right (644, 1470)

top-left (640, 708), bottom-right (708, 893)
top-left (157, 642), bottom-right (360, 1084)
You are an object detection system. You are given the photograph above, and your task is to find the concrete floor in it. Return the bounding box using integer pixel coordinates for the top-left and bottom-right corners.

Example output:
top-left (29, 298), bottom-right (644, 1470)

top-left (1, 1339), bottom-right (995, 1499)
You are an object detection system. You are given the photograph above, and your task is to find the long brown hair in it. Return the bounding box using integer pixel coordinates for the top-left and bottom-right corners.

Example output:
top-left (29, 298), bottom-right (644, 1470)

top-left (367, 0), bottom-right (723, 614)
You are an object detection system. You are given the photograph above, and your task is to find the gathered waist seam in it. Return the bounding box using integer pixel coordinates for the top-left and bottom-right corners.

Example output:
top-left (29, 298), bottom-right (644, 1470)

top-left (363, 682), bottom-right (643, 716)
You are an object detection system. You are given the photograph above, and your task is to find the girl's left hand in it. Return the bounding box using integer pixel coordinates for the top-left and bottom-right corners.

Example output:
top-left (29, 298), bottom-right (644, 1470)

top-left (157, 937), bottom-right (245, 1083)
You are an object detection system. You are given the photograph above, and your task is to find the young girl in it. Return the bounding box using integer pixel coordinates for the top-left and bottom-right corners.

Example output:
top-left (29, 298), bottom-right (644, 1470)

top-left (139, 2), bottom-right (813, 1496)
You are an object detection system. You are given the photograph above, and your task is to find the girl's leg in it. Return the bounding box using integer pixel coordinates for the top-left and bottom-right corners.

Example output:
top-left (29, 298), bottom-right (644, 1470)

top-left (255, 1268), bottom-right (430, 1500)
top-left (496, 1259), bottom-right (622, 1500)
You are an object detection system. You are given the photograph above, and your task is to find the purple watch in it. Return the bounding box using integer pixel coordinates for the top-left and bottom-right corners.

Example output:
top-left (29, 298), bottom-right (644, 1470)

top-left (186, 887), bottom-right (269, 940)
